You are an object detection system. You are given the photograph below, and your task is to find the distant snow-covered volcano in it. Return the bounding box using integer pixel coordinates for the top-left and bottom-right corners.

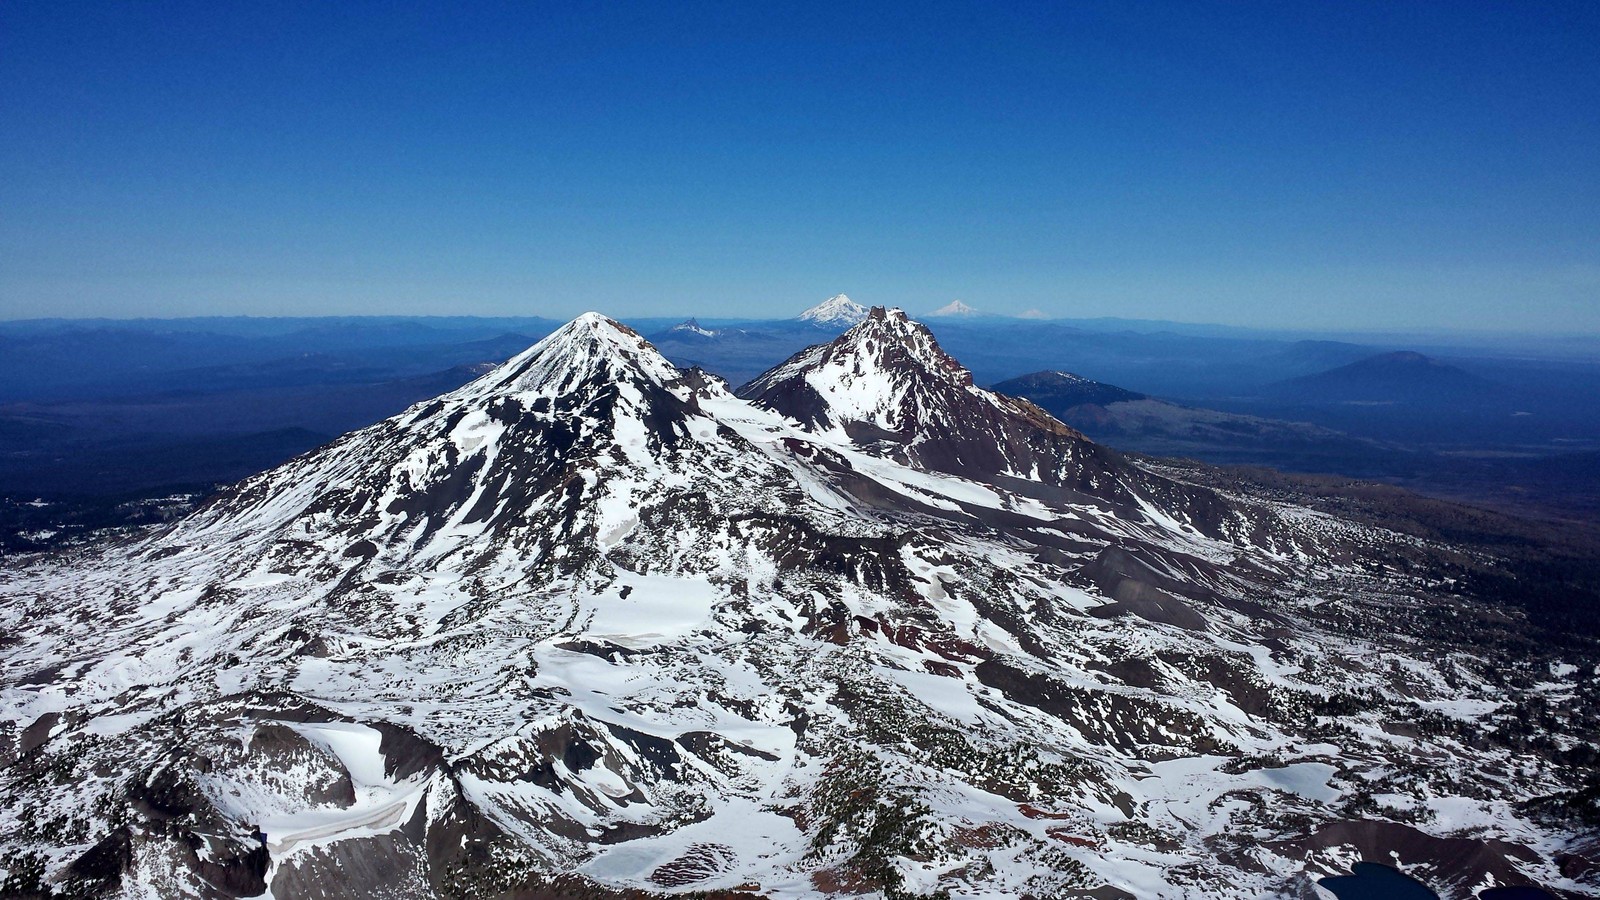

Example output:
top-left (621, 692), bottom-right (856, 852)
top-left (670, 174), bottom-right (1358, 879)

top-left (926, 299), bottom-right (978, 317)
top-left (795, 293), bottom-right (869, 328)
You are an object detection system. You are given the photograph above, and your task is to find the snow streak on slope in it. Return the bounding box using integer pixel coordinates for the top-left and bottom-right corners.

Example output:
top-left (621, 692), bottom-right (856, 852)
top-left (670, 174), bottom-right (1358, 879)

top-left (0, 312), bottom-right (1595, 900)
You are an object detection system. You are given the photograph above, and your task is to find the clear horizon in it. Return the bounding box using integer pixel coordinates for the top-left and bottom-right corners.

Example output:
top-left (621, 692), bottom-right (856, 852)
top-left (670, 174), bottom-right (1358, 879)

top-left (2, 2), bottom-right (1597, 331)
top-left (6, 301), bottom-right (1600, 346)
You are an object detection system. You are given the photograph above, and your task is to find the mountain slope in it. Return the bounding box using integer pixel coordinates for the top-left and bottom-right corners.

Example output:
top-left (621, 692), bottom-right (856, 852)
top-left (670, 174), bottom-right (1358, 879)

top-left (0, 313), bottom-right (1595, 899)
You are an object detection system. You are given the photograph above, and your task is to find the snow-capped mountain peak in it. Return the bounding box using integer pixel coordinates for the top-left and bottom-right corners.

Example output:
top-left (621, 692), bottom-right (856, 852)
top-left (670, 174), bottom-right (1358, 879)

top-left (738, 308), bottom-right (1172, 514)
top-left (175, 311), bottom-right (729, 577)
top-left (668, 317), bottom-right (716, 337)
top-left (468, 310), bottom-right (684, 398)
top-left (741, 306), bottom-right (974, 430)
top-left (927, 298), bottom-right (978, 317)
top-left (796, 293), bottom-right (869, 328)
top-left (831, 304), bottom-right (970, 384)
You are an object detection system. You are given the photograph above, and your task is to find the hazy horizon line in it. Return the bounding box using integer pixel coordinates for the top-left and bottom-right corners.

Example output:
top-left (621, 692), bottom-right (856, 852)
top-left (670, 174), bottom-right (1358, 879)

top-left (3, 309), bottom-right (1598, 343)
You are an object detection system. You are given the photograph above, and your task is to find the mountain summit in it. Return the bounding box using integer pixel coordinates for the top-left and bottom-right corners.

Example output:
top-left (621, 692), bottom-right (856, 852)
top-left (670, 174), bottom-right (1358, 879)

top-left (926, 299), bottom-right (978, 316)
top-left (175, 311), bottom-right (723, 576)
top-left (795, 293), bottom-right (869, 328)
top-left (742, 306), bottom-right (980, 430)
top-left (740, 307), bottom-right (1215, 521)
top-left (1, 311), bottom-right (1591, 899)
top-left (667, 317), bottom-right (716, 337)
top-left (470, 310), bottom-right (682, 397)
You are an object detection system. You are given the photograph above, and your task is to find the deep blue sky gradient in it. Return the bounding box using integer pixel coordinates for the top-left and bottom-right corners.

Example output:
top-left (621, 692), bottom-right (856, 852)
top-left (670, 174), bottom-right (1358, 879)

top-left (2, 1), bottom-right (1597, 329)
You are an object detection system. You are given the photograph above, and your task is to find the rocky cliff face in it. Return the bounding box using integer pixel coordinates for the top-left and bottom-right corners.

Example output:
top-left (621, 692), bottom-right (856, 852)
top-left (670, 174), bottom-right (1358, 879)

top-left (1, 311), bottom-right (1594, 899)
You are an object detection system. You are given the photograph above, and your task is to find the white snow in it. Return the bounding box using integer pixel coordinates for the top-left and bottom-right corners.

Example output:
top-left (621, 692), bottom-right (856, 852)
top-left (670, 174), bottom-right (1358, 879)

top-left (258, 722), bottom-right (432, 859)
top-left (795, 293), bottom-right (869, 328)
top-left (926, 299), bottom-right (978, 316)
top-left (581, 572), bottom-right (721, 648)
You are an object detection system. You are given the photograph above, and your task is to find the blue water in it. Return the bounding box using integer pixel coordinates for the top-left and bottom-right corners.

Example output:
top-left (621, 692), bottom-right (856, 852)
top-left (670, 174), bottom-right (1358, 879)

top-left (1319, 862), bottom-right (1440, 900)
top-left (1320, 863), bottom-right (1556, 900)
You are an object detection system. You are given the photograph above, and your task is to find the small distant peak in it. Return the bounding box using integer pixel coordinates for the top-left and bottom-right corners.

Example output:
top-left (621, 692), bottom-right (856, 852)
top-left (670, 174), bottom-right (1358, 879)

top-left (670, 317), bottom-right (716, 337)
top-left (991, 369), bottom-right (1147, 406)
top-left (998, 370), bottom-right (1093, 388)
top-left (1375, 350), bottom-right (1434, 365)
top-left (1334, 350), bottom-right (1462, 376)
top-left (927, 299), bottom-right (978, 317)
top-left (797, 294), bottom-right (870, 328)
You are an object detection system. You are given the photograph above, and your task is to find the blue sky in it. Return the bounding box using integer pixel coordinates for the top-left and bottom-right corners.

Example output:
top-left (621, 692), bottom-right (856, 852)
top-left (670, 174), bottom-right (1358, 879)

top-left (2, 1), bottom-right (1596, 330)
